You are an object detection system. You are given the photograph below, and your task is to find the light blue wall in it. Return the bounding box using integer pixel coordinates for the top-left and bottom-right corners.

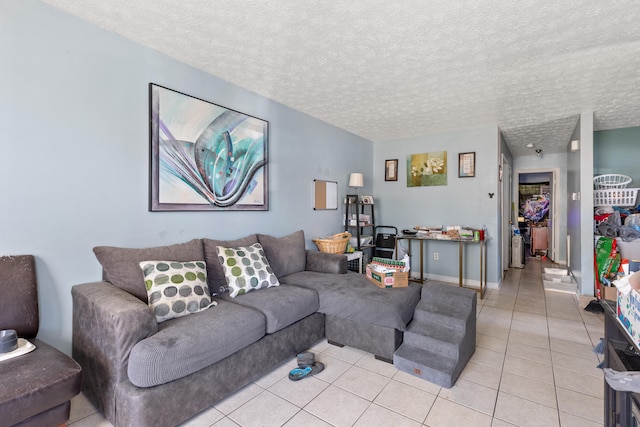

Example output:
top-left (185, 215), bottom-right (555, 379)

top-left (579, 112), bottom-right (595, 295)
top-left (566, 112), bottom-right (595, 296)
top-left (594, 126), bottom-right (640, 185)
top-left (0, 0), bottom-right (372, 353)
top-left (567, 121), bottom-right (582, 284)
top-left (372, 127), bottom-right (501, 287)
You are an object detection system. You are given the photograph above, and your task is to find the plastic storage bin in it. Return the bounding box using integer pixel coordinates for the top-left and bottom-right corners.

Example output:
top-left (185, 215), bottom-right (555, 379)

top-left (594, 174), bottom-right (632, 189)
top-left (593, 188), bottom-right (639, 207)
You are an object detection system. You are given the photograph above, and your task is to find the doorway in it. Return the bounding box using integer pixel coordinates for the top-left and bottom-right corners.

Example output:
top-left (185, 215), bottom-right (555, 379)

top-left (515, 168), bottom-right (560, 262)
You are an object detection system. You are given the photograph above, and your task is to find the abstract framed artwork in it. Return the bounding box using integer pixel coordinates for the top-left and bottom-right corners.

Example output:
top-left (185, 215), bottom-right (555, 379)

top-left (458, 152), bottom-right (476, 178)
top-left (149, 83), bottom-right (268, 211)
top-left (407, 151), bottom-right (447, 187)
top-left (385, 159), bottom-right (398, 181)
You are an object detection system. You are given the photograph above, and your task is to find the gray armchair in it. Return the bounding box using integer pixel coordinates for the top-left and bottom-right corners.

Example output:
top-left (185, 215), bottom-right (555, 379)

top-left (0, 255), bottom-right (82, 426)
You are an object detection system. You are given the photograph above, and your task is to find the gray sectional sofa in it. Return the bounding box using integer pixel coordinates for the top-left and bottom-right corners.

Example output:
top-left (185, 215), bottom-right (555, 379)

top-left (72, 230), bottom-right (422, 427)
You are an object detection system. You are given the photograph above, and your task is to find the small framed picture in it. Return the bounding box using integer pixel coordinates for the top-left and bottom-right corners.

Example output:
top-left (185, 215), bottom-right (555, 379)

top-left (458, 152), bottom-right (476, 178)
top-left (361, 195), bottom-right (374, 205)
top-left (385, 159), bottom-right (398, 181)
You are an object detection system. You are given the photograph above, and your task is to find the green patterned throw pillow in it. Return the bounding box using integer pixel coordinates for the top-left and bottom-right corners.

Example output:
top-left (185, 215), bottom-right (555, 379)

top-left (216, 243), bottom-right (280, 298)
top-left (139, 260), bottom-right (216, 323)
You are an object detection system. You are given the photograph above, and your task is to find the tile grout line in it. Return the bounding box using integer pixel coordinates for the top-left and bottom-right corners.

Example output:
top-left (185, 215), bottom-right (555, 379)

top-left (491, 258), bottom-right (522, 424)
top-left (539, 258), bottom-right (564, 427)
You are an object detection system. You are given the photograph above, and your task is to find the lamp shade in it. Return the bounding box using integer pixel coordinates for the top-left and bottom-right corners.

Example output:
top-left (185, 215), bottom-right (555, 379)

top-left (349, 173), bottom-right (364, 188)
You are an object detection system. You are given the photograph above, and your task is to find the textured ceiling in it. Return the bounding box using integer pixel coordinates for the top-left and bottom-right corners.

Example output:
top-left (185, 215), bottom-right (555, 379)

top-left (40, 0), bottom-right (640, 155)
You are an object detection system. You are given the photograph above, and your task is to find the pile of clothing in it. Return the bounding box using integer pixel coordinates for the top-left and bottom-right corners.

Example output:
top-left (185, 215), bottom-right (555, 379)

top-left (596, 210), bottom-right (640, 241)
top-left (522, 195), bottom-right (549, 222)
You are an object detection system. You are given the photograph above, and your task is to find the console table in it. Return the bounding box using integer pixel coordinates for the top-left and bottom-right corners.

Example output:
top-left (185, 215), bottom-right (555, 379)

top-left (396, 235), bottom-right (487, 299)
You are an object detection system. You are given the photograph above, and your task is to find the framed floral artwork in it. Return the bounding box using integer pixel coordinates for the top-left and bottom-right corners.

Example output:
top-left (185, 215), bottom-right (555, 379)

top-left (407, 151), bottom-right (447, 187)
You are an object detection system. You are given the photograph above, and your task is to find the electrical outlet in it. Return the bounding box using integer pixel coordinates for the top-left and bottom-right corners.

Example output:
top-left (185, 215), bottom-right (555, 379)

top-left (433, 252), bottom-right (439, 261)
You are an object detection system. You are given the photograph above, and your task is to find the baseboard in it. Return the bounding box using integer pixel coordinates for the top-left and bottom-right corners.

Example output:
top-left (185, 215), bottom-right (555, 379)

top-left (412, 272), bottom-right (499, 290)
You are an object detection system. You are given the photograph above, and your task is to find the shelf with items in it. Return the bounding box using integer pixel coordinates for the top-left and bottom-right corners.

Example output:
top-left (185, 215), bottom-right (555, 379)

top-left (344, 194), bottom-right (376, 253)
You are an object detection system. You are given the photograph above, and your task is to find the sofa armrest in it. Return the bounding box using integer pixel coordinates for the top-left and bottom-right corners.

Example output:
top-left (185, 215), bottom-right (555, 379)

top-left (72, 281), bottom-right (158, 384)
top-left (305, 250), bottom-right (347, 274)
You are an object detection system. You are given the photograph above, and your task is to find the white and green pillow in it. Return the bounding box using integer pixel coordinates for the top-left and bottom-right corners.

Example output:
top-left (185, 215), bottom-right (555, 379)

top-left (139, 260), bottom-right (216, 323)
top-left (216, 243), bottom-right (280, 298)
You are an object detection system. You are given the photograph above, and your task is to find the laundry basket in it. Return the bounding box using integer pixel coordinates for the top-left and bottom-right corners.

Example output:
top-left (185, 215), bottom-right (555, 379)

top-left (594, 174), bottom-right (632, 189)
top-left (593, 188), bottom-right (639, 207)
top-left (313, 232), bottom-right (351, 254)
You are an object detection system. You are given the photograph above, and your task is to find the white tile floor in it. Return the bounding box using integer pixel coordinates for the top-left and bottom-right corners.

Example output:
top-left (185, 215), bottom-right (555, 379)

top-left (68, 258), bottom-right (605, 426)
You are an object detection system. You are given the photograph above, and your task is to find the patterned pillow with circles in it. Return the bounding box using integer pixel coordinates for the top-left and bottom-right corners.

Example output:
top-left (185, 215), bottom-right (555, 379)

top-left (139, 260), bottom-right (216, 323)
top-left (216, 243), bottom-right (280, 298)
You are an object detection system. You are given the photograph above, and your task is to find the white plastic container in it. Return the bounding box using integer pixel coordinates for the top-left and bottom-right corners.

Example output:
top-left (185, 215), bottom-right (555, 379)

top-left (544, 268), bottom-right (568, 276)
top-left (594, 174), bottom-right (632, 189)
top-left (594, 188), bottom-right (639, 207)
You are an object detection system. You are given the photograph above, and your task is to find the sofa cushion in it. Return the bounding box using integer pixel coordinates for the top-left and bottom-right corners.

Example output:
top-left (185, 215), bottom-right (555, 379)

top-left (281, 271), bottom-right (421, 331)
top-left (257, 230), bottom-right (306, 277)
top-left (94, 239), bottom-right (204, 302)
top-left (217, 244), bottom-right (280, 298)
top-left (0, 338), bottom-right (82, 427)
top-left (203, 235), bottom-right (258, 293)
top-left (127, 299), bottom-right (266, 388)
top-left (217, 284), bottom-right (318, 333)
top-left (139, 260), bottom-right (215, 323)
top-left (305, 250), bottom-right (348, 274)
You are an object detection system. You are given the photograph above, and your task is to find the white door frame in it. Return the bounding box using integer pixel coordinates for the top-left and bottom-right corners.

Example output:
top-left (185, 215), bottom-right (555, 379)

top-left (514, 167), bottom-right (560, 262)
top-left (501, 154), bottom-right (512, 273)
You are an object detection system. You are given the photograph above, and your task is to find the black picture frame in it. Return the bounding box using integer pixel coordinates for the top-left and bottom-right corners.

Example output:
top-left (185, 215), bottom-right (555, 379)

top-left (458, 152), bottom-right (476, 178)
top-left (385, 159), bottom-right (398, 181)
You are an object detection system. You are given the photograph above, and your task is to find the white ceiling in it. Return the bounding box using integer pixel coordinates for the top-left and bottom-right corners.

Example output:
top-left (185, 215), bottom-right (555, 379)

top-left (41, 0), bottom-right (640, 156)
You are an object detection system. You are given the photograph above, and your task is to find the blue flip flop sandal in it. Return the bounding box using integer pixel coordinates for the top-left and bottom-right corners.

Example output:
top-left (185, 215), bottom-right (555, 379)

top-left (288, 366), bottom-right (312, 381)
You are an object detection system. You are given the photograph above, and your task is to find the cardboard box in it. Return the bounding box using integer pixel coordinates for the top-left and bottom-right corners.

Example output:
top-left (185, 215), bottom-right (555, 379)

top-left (602, 285), bottom-right (617, 301)
top-left (617, 288), bottom-right (640, 347)
top-left (365, 265), bottom-right (409, 288)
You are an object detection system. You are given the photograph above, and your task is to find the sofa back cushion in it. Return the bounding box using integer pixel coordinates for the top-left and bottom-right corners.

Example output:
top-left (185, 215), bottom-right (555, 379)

top-left (257, 230), bottom-right (306, 278)
top-left (0, 255), bottom-right (39, 338)
top-left (203, 235), bottom-right (258, 293)
top-left (93, 239), bottom-right (204, 302)
top-left (305, 251), bottom-right (348, 274)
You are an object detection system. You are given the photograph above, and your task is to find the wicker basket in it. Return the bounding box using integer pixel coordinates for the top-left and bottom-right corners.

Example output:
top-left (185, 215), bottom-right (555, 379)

top-left (313, 232), bottom-right (351, 254)
top-left (594, 174), bottom-right (632, 189)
